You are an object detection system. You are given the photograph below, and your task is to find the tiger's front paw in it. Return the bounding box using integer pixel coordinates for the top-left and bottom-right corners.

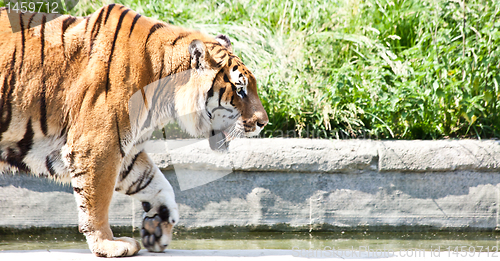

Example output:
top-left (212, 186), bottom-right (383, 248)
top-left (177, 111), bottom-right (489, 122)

top-left (141, 202), bottom-right (177, 252)
top-left (90, 237), bottom-right (141, 257)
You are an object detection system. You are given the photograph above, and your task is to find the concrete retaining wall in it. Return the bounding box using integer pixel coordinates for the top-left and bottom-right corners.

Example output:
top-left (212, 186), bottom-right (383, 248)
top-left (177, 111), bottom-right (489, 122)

top-left (1, 139), bottom-right (500, 231)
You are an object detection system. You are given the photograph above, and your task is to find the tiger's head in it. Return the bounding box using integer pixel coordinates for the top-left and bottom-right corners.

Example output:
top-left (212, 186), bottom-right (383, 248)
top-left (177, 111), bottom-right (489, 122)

top-left (175, 34), bottom-right (269, 151)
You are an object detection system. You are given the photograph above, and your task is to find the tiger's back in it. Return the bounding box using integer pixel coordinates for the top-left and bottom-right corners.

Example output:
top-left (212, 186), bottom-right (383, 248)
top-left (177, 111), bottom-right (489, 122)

top-left (0, 5), bottom-right (171, 178)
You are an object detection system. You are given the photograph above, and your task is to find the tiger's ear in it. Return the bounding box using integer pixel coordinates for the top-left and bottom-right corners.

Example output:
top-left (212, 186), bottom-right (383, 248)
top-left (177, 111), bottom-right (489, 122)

top-left (189, 39), bottom-right (211, 71)
top-left (215, 34), bottom-right (232, 52)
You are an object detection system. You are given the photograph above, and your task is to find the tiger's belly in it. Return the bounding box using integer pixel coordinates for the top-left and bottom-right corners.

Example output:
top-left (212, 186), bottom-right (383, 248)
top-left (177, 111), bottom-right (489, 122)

top-left (0, 134), bottom-right (71, 182)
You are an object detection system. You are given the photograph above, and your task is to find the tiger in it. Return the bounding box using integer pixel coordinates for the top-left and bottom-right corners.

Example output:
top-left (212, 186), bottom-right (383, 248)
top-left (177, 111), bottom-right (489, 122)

top-left (0, 3), bottom-right (268, 257)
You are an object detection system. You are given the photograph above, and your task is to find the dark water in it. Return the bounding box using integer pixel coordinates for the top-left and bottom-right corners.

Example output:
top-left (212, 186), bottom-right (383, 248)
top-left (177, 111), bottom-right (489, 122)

top-left (1, 231), bottom-right (500, 252)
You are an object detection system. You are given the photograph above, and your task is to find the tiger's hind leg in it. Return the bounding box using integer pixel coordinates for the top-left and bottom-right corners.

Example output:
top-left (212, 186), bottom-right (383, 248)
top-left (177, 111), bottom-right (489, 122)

top-left (115, 149), bottom-right (178, 252)
top-left (65, 144), bottom-right (141, 257)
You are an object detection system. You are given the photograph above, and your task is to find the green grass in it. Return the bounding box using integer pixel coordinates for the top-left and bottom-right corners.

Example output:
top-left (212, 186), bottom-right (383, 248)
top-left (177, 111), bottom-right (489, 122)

top-left (3, 0), bottom-right (500, 139)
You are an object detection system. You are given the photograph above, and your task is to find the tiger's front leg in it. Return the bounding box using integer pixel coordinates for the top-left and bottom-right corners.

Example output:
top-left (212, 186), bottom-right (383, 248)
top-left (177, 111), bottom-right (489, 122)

top-left (115, 149), bottom-right (179, 252)
top-left (68, 146), bottom-right (141, 257)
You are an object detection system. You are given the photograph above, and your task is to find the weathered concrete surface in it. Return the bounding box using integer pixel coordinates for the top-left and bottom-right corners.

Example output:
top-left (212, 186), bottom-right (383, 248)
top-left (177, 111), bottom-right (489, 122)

top-left (149, 139), bottom-right (380, 172)
top-left (1, 249), bottom-right (499, 260)
top-left (2, 171), bottom-right (499, 230)
top-left (149, 138), bottom-right (500, 173)
top-left (173, 171), bottom-right (500, 230)
top-left (378, 140), bottom-right (500, 172)
top-left (0, 175), bottom-right (140, 227)
top-left (1, 139), bottom-right (500, 231)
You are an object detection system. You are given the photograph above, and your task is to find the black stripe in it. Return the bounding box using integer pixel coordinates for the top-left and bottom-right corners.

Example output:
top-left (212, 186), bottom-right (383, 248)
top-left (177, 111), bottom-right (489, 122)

top-left (18, 119), bottom-right (34, 156)
top-left (233, 65), bottom-right (239, 71)
top-left (205, 76), bottom-right (217, 108)
top-left (120, 151), bottom-right (142, 181)
top-left (84, 16), bottom-right (90, 32)
top-left (0, 83), bottom-right (9, 140)
top-left (211, 106), bottom-right (233, 114)
top-left (157, 63), bottom-right (164, 81)
top-left (67, 151), bottom-right (74, 165)
top-left (0, 49), bottom-right (17, 141)
top-left (105, 9), bottom-right (130, 94)
top-left (45, 156), bottom-right (56, 176)
top-left (89, 7), bottom-right (105, 57)
top-left (27, 13), bottom-right (35, 29)
top-left (227, 58), bottom-right (232, 67)
top-left (230, 91), bottom-right (236, 106)
top-left (230, 82), bottom-right (237, 92)
top-left (71, 171), bottom-right (86, 178)
top-left (223, 74), bottom-right (230, 83)
top-left (72, 172), bottom-right (86, 178)
top-left (207, 85), bottom-right (214, 99)
top-left (103, 4), bottom-right (116, 24)
top-left (129, 13), bottom-right (141, 37)
top-left (0, 77), bottom-right (6, 117)
top-left (5, 151), bottom-right (29, 172)
top-left (40, 67), bottom-right (48, 137)
top-left (172, 62), bottom-right (184, 74)
top-left (213, 47), bottom-right (224, 55)
top-left (73, 187), bottom-right (83, 194)
top-left (112, 8), bottom-right (131, 51)
top-left (19, 13), bottom-right (25, 63)
top-left (126, 166), bottom-right (154, 195)
top-left (218, 87), bottom-right (226, 106)
top-left (40, 15), bottom-right (48, 136)
top-left (61, 16), bottom-right (77, 48)
top-left (171, 33), bottom-right (188, 46)
top-left (145, 23), bottom-right (166, 45)
top-left (40, 15), bottom-right (46, 65)
top-left (40, 85), bottom-right (48, 136)
top-left (62, 16), bottom-right (77, 32)
top-left (59, 123), bottom-right (67, 139)
top-left (5, 119), bottom-right (34, 172)
top-left (115, 115), bottom-right (125, 157)
top-left (17, 13), bottom-right (25, 87)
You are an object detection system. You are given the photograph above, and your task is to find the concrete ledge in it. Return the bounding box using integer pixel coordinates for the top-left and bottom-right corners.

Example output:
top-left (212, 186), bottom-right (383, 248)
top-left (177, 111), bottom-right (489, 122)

top-left (152, 139), bottom-right (500, 172)
top-left (378, 140), bottom-right (500, 172)
top-left (1, 139), bottom-right (500, 231)
top-left (149, 139), bottom-right (379, 172)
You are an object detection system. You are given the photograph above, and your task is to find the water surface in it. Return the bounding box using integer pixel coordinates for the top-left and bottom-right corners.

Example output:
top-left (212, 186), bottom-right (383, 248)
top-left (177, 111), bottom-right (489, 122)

top-left (1, 231), bottom-right (499, 252)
